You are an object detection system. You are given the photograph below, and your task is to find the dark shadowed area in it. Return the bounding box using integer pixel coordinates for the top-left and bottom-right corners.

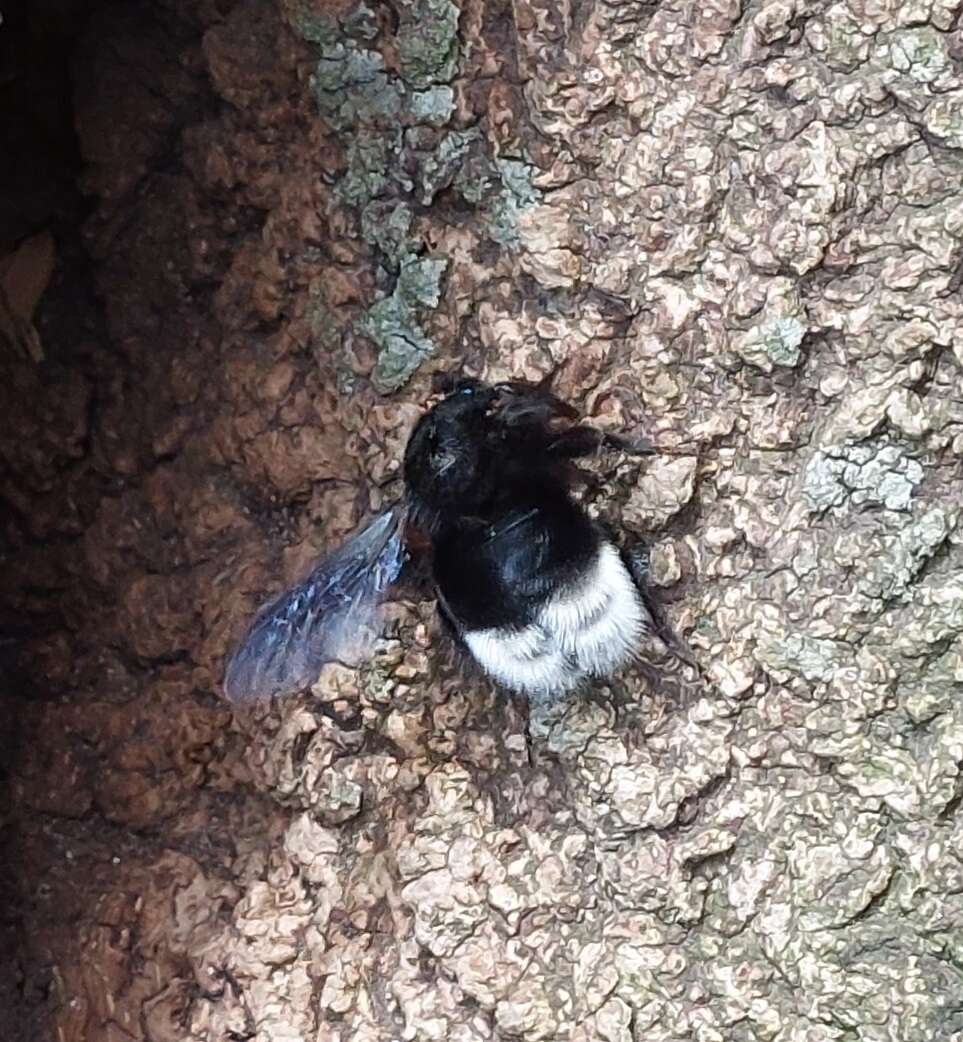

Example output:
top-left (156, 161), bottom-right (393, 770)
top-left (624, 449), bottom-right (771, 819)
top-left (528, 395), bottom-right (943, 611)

top-left (3, 1), bottom-right (963, 1041)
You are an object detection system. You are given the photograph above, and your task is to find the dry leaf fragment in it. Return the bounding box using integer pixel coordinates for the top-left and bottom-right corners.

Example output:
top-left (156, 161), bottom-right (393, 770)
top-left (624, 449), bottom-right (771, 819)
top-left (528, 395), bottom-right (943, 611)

top-left (0, 228), bottom-right (55, 362)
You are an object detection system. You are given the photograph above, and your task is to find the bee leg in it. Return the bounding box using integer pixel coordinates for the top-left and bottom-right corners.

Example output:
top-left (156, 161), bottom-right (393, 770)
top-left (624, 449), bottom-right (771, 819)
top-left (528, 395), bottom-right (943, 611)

top-left (600, 430), bottom-right (658, 457)
top-left (622, 544), bottom-right (660, 601)
top-left (548, 425), bottom-right (656, 461)
top-left (505, 700), bottom-right (533, 766)
top-left (620, 543), bottom-right (700, 673)
top-left (403, 554), bottom-right (436, 599)
top-left (436, 600), bottom-right (468, 650)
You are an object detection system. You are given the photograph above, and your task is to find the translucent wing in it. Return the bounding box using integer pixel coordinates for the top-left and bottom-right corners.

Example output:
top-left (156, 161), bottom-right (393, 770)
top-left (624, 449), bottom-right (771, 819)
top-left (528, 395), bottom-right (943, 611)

top-left (223, 506), bottom-right (408, 703)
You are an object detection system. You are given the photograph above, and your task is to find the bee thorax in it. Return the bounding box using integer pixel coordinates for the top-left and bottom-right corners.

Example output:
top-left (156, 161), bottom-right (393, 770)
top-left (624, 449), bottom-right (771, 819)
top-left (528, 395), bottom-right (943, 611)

top-left (462, 541), bottom-right (648, 698)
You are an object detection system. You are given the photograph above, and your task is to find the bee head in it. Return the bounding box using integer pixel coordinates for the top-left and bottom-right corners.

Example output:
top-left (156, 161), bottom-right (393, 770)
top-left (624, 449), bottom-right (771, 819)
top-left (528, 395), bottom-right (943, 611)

top-left (403, 380), bottom-right (496, 519)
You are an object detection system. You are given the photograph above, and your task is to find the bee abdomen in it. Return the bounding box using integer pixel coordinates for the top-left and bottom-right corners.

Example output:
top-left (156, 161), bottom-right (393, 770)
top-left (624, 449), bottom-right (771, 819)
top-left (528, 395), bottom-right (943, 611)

top-left (463, 541), bottom-right (648, 697)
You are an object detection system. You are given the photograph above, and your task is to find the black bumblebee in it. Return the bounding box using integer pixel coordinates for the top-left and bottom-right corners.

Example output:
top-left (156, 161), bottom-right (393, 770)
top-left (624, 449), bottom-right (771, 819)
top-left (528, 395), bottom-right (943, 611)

top-left (223, 376), bottom-right (663, 703)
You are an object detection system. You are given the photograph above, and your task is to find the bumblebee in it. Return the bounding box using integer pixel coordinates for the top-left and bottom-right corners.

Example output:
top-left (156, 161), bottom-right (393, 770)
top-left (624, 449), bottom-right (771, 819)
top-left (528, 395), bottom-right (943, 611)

top-left (224, 376), bottom-right (661, 703)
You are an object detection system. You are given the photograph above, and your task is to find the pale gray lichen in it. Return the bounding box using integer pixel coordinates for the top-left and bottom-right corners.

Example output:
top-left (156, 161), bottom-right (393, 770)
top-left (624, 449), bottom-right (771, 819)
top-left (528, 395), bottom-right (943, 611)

top-left (861, 506), bottom-right (957, 602)
top-left (311, 45), bottom-right (401, 132)
top-left (294, 0), bottom-right (550, 391)
top-left (293, 1), bottom-right (380, 46)
top-left (885, 26), bottom-right (950, 85)
top-left (362, 256), bottom-right (448, 392)
top-left (487, 159), bottom-right (540, 247)
top-left (337, 131), bottom-right (398, 208)
top-left (756, 630), bottom-right (850, 684)
top-left (295, 1), bottom-right (474, 393)
top-left (803, 442), bottom-right (925, 512)
top-left (308, 5), bottom-right (400, 134)
top-left (731, 280), bottom-right (809, 370)
top-left (418, 128), bottom-right (480, 205)
top-left (360, 202), bottom-right (414, 267)
top-left (762, 315), bottom-right (806, 366)
top-left (408, 85), bottom-right (455, 127)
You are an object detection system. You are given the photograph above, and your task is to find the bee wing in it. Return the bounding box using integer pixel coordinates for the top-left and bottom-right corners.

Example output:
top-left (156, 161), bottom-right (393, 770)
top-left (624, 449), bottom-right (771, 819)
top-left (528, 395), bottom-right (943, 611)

top-left (223, 505), bottom-right (409, 704)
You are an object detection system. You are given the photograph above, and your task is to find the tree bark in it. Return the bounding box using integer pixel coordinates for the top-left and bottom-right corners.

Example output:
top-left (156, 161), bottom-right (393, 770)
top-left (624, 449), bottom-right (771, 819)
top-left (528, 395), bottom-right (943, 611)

top-left (3, 1), bottom-right (963, 1040)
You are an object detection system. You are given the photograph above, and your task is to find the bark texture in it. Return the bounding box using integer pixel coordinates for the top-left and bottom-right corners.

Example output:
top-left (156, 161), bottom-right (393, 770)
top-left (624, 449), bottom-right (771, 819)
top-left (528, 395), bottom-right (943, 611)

top-left (3, 1), bottom-right (963, 1041)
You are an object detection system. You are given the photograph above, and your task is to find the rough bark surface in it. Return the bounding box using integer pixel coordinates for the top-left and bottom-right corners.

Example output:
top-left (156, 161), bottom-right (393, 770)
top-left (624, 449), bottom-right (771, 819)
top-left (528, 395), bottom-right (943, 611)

top-left (3, 1), bottom-right (963, 1041)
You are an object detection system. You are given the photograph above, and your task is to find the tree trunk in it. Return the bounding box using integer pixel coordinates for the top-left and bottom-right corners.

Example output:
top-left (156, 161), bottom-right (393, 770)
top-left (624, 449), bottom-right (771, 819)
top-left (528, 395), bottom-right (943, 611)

top-left (3, 1), bottom-right (963, 1040)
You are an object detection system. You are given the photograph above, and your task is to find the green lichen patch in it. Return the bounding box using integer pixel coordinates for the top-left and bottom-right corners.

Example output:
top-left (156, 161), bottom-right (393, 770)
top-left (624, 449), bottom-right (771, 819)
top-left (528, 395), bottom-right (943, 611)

top-left (486, 159), bottom-right (540, 247)
top-left (418, 128), bottom-right (480, 205)
top-left (361, 202), bottom-right (414, 266)
top-left (762, 316), bottom-right (805, 366)
top-left (452, 152), bottom-right (494, 204)
top-left (294, 0), bottom-right (544, 394)
top-left (336, 131), bottom-right (399, 208)
top-left (731, 278), bottom-right (808, 371)
top-left (396, 0), bottom-right (460, 89)
top-left (361, 256), bottom-right (448, 393)
top-left (311, 44), bottom-right (402, 132)
top-left (398, 255), bottom-right (446, 308)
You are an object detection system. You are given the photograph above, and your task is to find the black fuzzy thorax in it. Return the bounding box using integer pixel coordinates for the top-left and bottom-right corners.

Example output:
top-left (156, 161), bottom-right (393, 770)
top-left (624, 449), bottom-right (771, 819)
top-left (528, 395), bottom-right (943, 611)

top-left (402, 382), bottom-right (605, 635)
top-left (432, 480), bottom-right (599, 631)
